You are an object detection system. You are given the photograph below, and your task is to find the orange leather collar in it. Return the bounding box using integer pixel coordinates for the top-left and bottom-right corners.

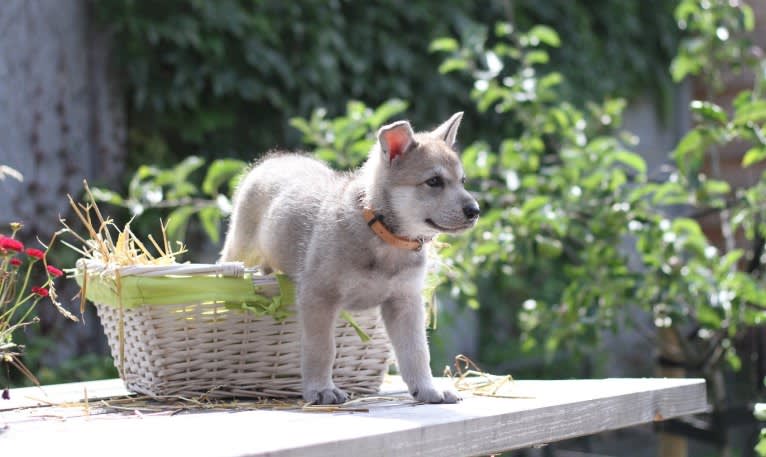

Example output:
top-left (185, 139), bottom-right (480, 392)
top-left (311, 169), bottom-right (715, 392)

top-left (363, 208), bottom-right (425, 251)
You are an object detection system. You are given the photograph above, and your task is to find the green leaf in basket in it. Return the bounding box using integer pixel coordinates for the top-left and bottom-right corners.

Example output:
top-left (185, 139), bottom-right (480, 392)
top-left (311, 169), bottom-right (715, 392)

top-left (266, 295), bottom-right (293, 321)
top-left (276, 274), bottom-right (296, 306)
top-left (340, 310), bottom-right (371, 343)
top-left (229, 293), bottom-right (293, 322)
top-left (236, 299), bottom-right (270, 316)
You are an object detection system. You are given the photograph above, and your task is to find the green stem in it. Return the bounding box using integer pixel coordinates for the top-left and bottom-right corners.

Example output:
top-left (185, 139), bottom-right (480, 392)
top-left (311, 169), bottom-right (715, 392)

top-left (15, 297), bottom-right (41, 325)
top-left (12, 261), bottom-right (34, 303)
top-left (0, 270), bottom-right (17, 335)
top-left (0, 293), bottom-right (34, 323)
top-left (2, 262), bottom-right (36, 327)
top-left (0, 269), bottom-right (13, 308)
top-left (0, 255), bottom-right (12, 306)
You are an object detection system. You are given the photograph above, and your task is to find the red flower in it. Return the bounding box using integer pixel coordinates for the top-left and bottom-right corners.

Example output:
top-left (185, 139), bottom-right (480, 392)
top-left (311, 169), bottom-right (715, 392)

top-left (9, 258), bottom-right (22, 267)
top-left (0, 236), bottom-right (24, 252)
top-left (25, 248), bottom-right (45, 260)
top-left (46, 265), bottom-right (64, 277)
top-left (31, 286), bottom-right (49, 297)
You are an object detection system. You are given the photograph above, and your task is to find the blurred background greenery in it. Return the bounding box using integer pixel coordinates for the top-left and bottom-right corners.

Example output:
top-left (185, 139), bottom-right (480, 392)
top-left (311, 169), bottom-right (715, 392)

top-left (2, 0), bottom-right (766, 455)
top-left (92, 0), bottom-right (679, 168)
top-left (86, 0), bottom-right (688, 384)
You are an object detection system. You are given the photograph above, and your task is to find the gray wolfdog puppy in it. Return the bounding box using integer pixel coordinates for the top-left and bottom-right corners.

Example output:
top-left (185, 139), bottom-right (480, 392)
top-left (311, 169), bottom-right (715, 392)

top-left (220, 112), bottom-right (479, 404)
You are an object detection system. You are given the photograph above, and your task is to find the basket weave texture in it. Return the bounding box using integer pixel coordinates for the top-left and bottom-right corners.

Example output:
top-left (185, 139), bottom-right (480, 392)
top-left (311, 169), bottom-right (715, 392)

top-left (83, 262), bottom-right (392, 398)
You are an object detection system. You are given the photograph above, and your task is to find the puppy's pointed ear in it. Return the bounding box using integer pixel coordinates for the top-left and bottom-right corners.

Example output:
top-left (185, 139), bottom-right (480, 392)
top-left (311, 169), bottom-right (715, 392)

top-left (432, 111), bottom-right (464, 147)
top-left (378, 120), bottom-right (415, 164)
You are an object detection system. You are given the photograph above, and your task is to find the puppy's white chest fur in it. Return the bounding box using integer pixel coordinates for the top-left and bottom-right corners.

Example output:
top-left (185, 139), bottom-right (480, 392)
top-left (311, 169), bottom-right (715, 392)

top-left (338, 256), bottom-right (426, 311)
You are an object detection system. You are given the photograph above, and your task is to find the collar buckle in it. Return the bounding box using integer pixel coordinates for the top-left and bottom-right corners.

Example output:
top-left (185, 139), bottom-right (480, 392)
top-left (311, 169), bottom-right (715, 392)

top-left (362, 208), bottom-right (427, 252)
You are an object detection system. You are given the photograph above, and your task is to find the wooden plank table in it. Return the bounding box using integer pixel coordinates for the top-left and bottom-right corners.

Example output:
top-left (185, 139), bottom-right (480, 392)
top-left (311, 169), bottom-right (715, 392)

top-left (0, 376), bottom-right (707, 457)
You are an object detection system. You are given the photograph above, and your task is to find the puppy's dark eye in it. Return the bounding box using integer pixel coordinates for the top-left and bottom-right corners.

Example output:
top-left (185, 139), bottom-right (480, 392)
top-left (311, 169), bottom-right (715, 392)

top-left (461, 176), bottom-right (466, 184)
top-left (425, 176), bottom-right (444, 188)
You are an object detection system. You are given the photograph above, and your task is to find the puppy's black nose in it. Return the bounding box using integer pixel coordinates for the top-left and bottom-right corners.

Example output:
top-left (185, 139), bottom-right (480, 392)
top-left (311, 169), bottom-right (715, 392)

top-left (463, 203), bottom-right (480, 220)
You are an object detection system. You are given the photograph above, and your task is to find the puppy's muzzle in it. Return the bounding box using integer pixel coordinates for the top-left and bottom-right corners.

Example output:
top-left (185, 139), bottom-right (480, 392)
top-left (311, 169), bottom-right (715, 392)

top-left (462, 203), bottom-right (480, 221)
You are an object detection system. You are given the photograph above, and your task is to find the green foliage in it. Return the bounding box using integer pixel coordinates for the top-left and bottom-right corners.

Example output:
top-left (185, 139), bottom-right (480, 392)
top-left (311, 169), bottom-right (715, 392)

top-left (89, 0), bottom-right (766, 395)
top-left (432, 23), bottom-right (643, 367)
top-left (511, 0), bottom-right (681, 114)
top-left (93, 156), bottom-right (247, 245)
top-left (93, 0), bottom-right (477, 170)
top-left (15, 5), bottom-right (690, 390)
top-left (90, 0), bottom-right (764, 384)
top-left (290, 99), bottom-right (408, 170)
top-left (672, 0), bottom-right (759, 89)
top-left (94, 0), bottom-right (681, 175)
top-left (430, 0), bottom-right (766, 378)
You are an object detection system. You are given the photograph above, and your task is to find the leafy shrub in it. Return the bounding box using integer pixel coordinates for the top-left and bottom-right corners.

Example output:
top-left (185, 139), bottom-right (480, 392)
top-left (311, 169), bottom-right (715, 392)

top-left (94, 0), bottom-right (680, 174)
top-left (92, 156), bottom-right (246, 245)
top-left (511, 0), bottom-right (681, 114)
top-left (93, 0), bottom-right (477, 169)
top-left (430, 0), bottom-right (766, 395)
top-left (93, 2), bottom-right (766, 391)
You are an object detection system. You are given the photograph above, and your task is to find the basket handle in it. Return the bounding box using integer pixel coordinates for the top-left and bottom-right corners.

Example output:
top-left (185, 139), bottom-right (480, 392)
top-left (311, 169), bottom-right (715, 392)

top-left (76, 260), bottom-right (260, 278)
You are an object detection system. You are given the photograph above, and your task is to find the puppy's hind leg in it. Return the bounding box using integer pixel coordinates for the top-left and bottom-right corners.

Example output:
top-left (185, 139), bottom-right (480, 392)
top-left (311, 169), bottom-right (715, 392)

top-left (221, 227), bottom-right (263, 267)
top-left (299, 288), bottom-right (347, 405)
top-left (220, 189), bottom-right (268, 267)
top-left (220, 220), bottom-right (244, 262)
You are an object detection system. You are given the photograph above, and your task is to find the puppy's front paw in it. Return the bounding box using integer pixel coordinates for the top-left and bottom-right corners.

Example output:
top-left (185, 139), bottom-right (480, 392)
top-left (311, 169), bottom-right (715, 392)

top-left (412, 385), bottom-right (462, 404)
top-left (303, 385), bottom-right (348, 405)
top-left (441, 388), bottom-right (461, 404)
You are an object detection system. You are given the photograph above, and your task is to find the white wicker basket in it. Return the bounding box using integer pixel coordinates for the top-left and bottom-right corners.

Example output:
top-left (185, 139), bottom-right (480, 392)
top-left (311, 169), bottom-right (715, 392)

top-left (78, 261), bottom-right (392, 399)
